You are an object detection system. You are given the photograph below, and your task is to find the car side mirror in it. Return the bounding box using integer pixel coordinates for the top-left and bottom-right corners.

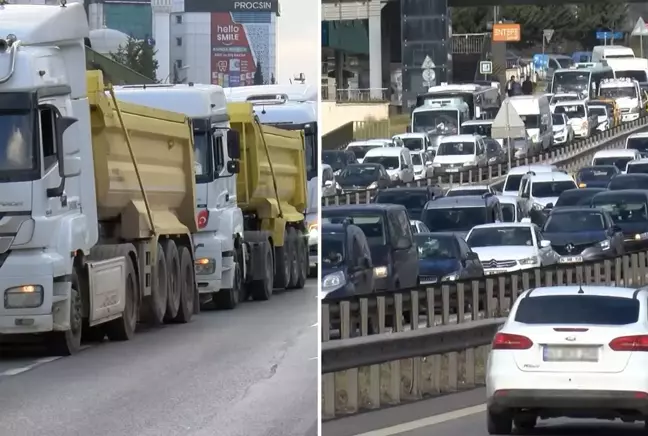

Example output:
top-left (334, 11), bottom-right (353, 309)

top-left (521, 192), bottom-right (529, 198)
top-left (540, 240), bottom-right (551, 248)
top-left (323, 180), bottom-right (334, 187)
top-left (545, 203), bottom-right (554, 209)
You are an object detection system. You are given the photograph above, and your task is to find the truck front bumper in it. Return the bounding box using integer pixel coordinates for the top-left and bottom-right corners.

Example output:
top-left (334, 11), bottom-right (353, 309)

top-left (622, 112), bottom-right (640, 122)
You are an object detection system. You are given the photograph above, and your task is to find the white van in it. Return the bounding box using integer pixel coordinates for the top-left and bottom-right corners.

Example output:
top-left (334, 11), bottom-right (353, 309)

top-left (518, 172), bottom-right (577, 213)
top-left (502, 164), bottom-right (561, 196)
top-left (363, 147), bottom-right (415, 183)
top-left (626, 132), bottom-right (648, 157)
top-left (591, 149), bottom-right (642, 173)
top-left (592, 45), bottom-right (635, 62)
top-left (553, 100), bottom-right (597, 138)
top-left (432, 134), bottom-right (486, 174)
top-left (507, 95), bottom-right (553, 150)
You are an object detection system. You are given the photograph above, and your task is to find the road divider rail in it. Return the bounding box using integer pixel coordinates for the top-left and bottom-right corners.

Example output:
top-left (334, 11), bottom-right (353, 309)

top-left (321, 249), bottom-right (648, 418)
top-left (323, 115), bottom-right (648, 206)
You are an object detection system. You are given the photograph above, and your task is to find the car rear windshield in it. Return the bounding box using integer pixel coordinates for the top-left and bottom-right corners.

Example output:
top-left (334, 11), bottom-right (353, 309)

top-left (515, 295), bottom-right (639, 325)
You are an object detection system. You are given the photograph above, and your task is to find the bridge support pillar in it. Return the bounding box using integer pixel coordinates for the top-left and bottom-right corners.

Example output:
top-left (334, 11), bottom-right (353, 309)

top-left (369, 12), bottom-right (383, 99)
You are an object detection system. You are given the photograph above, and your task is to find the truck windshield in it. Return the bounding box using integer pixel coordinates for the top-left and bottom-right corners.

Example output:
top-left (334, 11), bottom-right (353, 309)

top-left (552, 71), bottom-right (590, 93)
top-left (0, 113), bottom-right (35, 172)
top-left (412, 110), bottom-right (458, 135)
top-left (600, 86), bottom-right (636, 99)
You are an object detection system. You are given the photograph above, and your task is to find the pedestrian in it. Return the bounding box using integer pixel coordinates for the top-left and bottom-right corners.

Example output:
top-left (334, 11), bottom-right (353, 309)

top-left (506, 76), bottom-right (516, 97)
top-left (521, 75), bottom-right (533, 95)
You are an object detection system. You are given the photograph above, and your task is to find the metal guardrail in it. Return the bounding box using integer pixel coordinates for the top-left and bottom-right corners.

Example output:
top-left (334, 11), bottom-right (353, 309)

top-left (323, 115), bottom-right (648, 206)
top-left (322, 250), bottom-right (648, 418)
top-left (322, 86), bottom-right (389, 102)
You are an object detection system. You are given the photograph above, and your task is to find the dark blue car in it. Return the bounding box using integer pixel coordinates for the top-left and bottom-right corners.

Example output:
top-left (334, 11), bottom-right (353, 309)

top-left (414, 232), bottom-right (484, 285)
top-left (591, 189), bottom-right (648, 251)
top-left (575, 165), bottom-right (619, 188)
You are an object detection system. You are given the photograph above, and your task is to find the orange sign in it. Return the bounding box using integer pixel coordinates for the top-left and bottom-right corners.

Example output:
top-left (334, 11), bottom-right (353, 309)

top-left (492, 23), bottom-right (521, 42)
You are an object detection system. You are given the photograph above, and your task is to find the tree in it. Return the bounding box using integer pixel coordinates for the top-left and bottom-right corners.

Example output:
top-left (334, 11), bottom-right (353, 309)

top-left (254, 62), bottom-right (264, 85)
top-left (109, 36), bottom-right (159, 81)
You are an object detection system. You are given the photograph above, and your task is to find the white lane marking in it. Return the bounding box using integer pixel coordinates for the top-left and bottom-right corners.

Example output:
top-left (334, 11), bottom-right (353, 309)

top-left (0, 356), bottom-right (62, 377)
top-left (351, 403), bottom-right (486, 436)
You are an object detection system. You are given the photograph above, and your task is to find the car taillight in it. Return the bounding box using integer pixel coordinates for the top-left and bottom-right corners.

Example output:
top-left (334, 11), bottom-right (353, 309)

top-left (197, 210), bottom-right (209, 229)
top-left (609, 335), bottom-right (648, 351)
top-left (492, 332), bottom-right (533, 350)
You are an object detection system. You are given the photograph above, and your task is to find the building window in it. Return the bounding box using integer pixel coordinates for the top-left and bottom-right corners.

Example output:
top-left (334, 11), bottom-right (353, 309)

top-left (175, 59), bottom-right (183, 69)
top-left (176, 37), bottom-right (182, 46)
top-left (175, 15), bottom-right (182, 24)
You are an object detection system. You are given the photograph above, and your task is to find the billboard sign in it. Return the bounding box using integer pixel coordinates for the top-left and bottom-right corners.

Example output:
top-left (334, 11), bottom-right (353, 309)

top-left (492, 23), bottom-right (521, 42)
top-left (186, 0), bottom-right (278, 13)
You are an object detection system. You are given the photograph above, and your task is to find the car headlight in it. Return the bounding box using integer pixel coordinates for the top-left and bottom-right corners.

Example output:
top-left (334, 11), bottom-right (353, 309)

top-left (635, 232), bottom-right (648, 240)
top-left (599, 239), bottom-right (610, 250)
top-left (195, 257), bottom-right (216, 275)
top-left (519, 256), bottom-right (539, 265)
top-left (322, 271), bottom-right (345, 290)
top-left (308, 223), bottom-right (318, 239)
top-left (4, 285), bottom-right (44, 309)
top-left (367, 181), bottom-right (378, 189)
top-left (441, 272), bottom-right (459, 281)
top-left (432, 162), bottom-right (441, 167)
top-left (462, 162), bottom-right (476, 167)
top-left (374, 266), bottom-right (388, 278)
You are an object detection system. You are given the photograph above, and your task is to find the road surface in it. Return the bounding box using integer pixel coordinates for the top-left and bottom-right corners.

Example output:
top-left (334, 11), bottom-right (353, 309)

top-left (0, 281), bottom-right (318, 436)
top-left (323, 387), bottom-right (646, 436)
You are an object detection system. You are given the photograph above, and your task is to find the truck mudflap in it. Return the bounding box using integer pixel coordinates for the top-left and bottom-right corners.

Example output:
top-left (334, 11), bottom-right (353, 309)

top-left (242, 230), bottom-right (272, 282)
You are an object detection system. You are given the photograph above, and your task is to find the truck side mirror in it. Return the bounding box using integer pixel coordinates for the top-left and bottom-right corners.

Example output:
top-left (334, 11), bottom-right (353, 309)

top-left (227, 129), bottom-right (241, 160)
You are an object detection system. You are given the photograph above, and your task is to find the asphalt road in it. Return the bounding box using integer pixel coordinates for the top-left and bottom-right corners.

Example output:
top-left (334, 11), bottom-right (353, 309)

top-left (0, 281), bottom-right (318, 436)
top-left (323, 387), bottom-right (646, 436)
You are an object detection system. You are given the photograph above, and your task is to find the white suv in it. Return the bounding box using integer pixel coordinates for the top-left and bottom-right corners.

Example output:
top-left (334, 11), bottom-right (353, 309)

top-left (486, 285), bottom-right (648, 434)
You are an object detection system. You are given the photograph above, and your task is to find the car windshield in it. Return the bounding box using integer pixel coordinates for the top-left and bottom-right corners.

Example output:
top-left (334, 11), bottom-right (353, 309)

top-left (446, 188), bottom-right (489, 197)
top-left (593, 156), bottom-right (634, 172)
top-left (322, 214), bottom-right (387, 245)
top-left (589, 106), bottom-right (607, 116)
top-left (412, 110), bottom-right (459, 135)
top-left (551, 114), bottom-right (565, 125)
top-left (608, 175), bottom-right (648, 190)
top-left (515, 295), bottom-right (639, 325)
top-left (627, 163), bottom-right (648, 174)
top-left (501, 203), bottom-right (516, 222)
top-left (555, 190), bottom-right (600, 207)
top-left (627, 137), bottom-right (648, 154)
top-left (321, 237), bottom-right (344, 268)
top-left (374, 191), bottom-right (428, 220)
top-left (600, 86), bottom-right (636, 99)
top-left (531, 180), bottom-right (576, 197)
top-left (503, 174), bottom-right (524, 192)
top-left (544, 211), bottom-right (605, 232)
top-left (591, 198), bottom-right (648, 223)
top-left (461, 123), bottom-right (492, 136)
top-left (346, 145), bottom-right (377, 159)
top-left (322, 152), bottom-right (348, 171)
top-left (411, 154), bottom-right (423, 165)
top-left (338, 165), bottom-right (380, 184)
top-left (554, 104), bottom-right (586, 118)
top-left (616, 70), bottom-right (648, 82)
top-left (363, 155), bottom-right (400, 170)
top-left (577, 167), bottom-right (616, 182)
top-left (467, 226), bottom-right (534, 247)
top-left (414, 234), bottom-right (458, 259)
top-left (423, 207), bottom-right (487, 231)
top-left (400, 137), bottom-right (424, 151)
top-left (437, 142), bottom-right (475, 156)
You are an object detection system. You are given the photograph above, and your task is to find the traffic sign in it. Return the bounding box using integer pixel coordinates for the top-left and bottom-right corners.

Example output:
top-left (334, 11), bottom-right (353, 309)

top-left (422, 55), bottom-right (436, 87)
top-left (491, 99), bottom-right (526, 139)
top-left (479, 61), bottom-right (492, 75)
top-left (421, 56), bottom-right (435, 70)
top-left (596, 31), bottom-right (624, 40)
top-left (632, 17), bottom-right (648, 37)
top-left (543, 29), bottom-right (554, 43)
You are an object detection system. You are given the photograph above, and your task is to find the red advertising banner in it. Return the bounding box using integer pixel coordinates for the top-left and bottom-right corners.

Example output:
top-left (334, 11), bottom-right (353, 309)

top-left (210, 13), bottom-right (257, 87)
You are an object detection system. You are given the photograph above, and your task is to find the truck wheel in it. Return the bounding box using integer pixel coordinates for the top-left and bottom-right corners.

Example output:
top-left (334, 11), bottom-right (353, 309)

top-left (214, 262), bottom-right (241, 310)
top-left (250, 241), bottom-right (273, 301)
top-left (105, 254), bottom-right (138, 341)
top-left (162, 240), bottom-right (181, 321)
top-left (294, 232), bottom-right (308, 289)
top-left (287, 227), bottom-right (300, 288)
top-left (142, 243), bottom-right (168, 325)
top-left (174, 245), bottom-right (195, 323)
top-left (51, 269), bottom-right (83, 356)
top-left (273, 229), bottom-right (291, 289)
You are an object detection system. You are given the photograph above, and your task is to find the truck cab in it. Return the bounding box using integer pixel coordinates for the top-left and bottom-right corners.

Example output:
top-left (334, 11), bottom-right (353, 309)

top-left (599, 77), bottom-right (643, 122)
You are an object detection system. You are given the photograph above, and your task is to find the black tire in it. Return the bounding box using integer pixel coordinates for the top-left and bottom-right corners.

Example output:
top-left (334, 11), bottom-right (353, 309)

top-left (50, 268), bottom-right (83, 356)
top-left (273, 229), bottom-right (290, 289)
top-left (162, 240), bottom-right (181, 321)
top-left (294, 231), bottom-right (307, 289)
top-left (105, 254), bottom-right (139, 341)
top-left (214, 261), bottom-right (241, 310)
top-left (513, 416), bottom-right (537, 433)
top-left (82, 324), bottom-right (105, 343)
top-left (487, 409), bottom-right (512, 435)
top-left (287, 227), bottom-right (300, 288)
top-left (174, 245), bottom-right (195, 323)
top-left (250, 241), bottom-right (273, 301)
top-left (141, 243), bottom-right (168, 325)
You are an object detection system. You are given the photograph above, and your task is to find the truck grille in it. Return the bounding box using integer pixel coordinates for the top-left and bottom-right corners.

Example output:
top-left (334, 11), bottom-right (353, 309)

top-left (484, 259), bottom-right (517, 269)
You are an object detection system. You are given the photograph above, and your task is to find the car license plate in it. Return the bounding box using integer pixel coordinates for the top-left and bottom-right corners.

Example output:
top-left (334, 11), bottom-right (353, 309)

top-left (559, 256), bottom-right (583, 264)
top-left (543, 346), bottom-right (598, 362)
top-left (485, 270), bottom-right (507, 275)
top-left (446, 168), bottom-right (459, 172)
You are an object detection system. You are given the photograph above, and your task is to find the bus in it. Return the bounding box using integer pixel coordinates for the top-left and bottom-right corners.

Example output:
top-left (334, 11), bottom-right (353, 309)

top-left (550, 63), bottom-right (615, 98)
top-left (415, 83), bottom-right (501, 119)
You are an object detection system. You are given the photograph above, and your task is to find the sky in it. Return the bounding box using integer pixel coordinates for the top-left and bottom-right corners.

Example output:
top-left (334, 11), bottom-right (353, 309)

top-left (276, 0), bottom-right (319, 84)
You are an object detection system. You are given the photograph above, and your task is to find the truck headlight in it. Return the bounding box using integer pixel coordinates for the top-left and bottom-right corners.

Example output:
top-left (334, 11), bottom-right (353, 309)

top-left (195, 258), bottom-right (216, 275)
top-left (374, 266), bottom-right (388, 278)
top-left (4, 285), bottom-right (43, 309)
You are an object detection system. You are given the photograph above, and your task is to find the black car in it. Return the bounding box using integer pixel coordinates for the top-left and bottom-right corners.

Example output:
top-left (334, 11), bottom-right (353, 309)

top-left (542, 207), bottom-right (624, 262)
top-left (590, 189), bottom-right (648, 251)
top-left (483, 137), bottom-right (506, 165)
top-left (322, 204), bottom-right (419, 291)
top-left (552, 188), bottom-right (608, 209)
top-left (607, 173), bottom-right (648, 190)
top-left (575, 165), bottom-right (619, 188)
top-left (421, 195), bottom-right (503, 239)
top-left (321, 223), bottom-right (374, 300)
top-left (336, 163), bottom-right (391, 192)
top-left (415, 232), bottom-right (484, 284)
top-left (322, 150), bottom-right (357, 173)
top-left (373, 186), bottom-right (443, 220)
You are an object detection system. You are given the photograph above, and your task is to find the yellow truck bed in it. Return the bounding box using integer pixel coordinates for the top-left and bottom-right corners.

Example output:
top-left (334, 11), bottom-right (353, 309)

top-left (228, 102), bottom-right (306, 225)
top-left (86, 70), bottom-right (197, 239)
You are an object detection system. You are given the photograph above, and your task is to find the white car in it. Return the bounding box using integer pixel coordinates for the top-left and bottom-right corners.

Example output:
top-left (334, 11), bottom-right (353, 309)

top-left (445, 184), bottom-right (495, 197)
top-left (486, 285), bottom-right (648, 434)
top-left (496, 195), bottom-right (523, 222)
top-left (518, 172), bottom-right (577, 214)
top-left (551, 113), bottom-right (573, 145)
top-left (591, 149), bottom-right (642, 173)
top-left (410, 220), bottom-right (430, 233)
top-left (412, 150), bottom-right (435, 180)
top-left (466, 222), bottom-right (559, 274)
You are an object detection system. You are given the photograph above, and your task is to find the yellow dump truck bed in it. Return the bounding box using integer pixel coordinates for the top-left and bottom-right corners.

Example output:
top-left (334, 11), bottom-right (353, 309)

top-left (228, 102), bottom-right (306, 224)
top-left (86, 70), bottom-right (197, 239)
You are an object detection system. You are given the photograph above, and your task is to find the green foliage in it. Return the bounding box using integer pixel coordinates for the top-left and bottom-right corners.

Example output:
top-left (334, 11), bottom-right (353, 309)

top-left (451, 3), bottom-right (629, 49)
top-left (109, 36), bottom-right (159, 81)
top-left (254, 62), bottom-right (264, 85)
